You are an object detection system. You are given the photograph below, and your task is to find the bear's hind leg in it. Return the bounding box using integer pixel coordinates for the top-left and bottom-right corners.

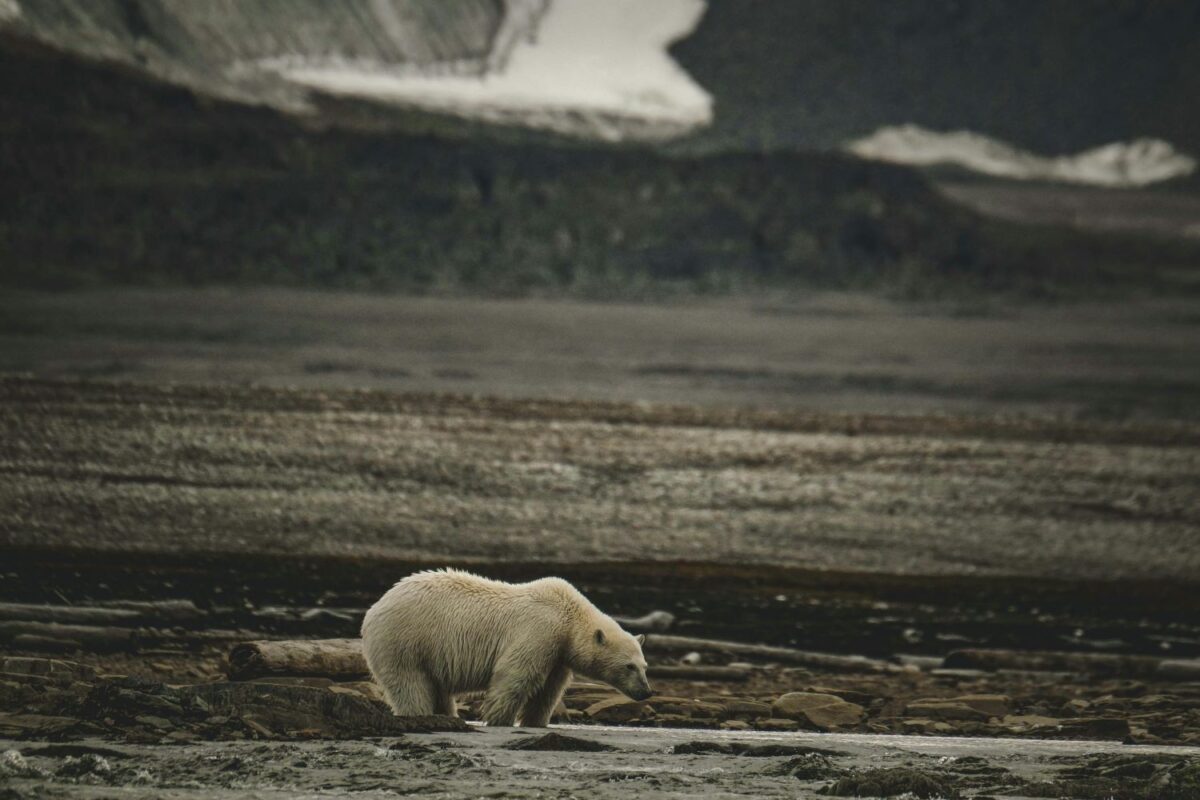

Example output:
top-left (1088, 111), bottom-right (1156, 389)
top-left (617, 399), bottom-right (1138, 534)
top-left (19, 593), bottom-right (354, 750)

top-left (377, 668), bottom-right (438, 717)
top-left (519, 663), bottom-right (571, 727)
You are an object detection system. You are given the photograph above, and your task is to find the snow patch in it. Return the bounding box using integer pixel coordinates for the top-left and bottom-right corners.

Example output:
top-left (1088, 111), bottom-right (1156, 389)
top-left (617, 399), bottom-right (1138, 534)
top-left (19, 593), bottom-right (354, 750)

top-left (847, 125), bottom-right (1196, 188)
top-left (0, 0), bottom-right (21, 22)
top-left (264, 0), bottom-right (713, 141)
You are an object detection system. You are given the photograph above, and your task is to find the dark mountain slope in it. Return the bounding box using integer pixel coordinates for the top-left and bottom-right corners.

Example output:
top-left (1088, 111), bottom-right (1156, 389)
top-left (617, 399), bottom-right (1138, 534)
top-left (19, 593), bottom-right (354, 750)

top-left (2, 39), bottom-right (1198, 299)
top-left (674, 0), bottom-right (1200, 156)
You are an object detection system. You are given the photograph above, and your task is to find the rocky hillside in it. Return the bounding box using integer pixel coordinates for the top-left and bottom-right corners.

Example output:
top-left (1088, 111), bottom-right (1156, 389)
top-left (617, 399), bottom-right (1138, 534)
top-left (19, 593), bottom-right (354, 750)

top-left (2, 37), bottom-right (1198, 298)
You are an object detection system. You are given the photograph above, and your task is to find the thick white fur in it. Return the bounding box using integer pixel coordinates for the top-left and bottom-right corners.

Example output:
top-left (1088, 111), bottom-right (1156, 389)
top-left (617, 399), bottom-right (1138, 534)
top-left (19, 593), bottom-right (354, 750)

top-left (361, 569), bottom-right (651, 726)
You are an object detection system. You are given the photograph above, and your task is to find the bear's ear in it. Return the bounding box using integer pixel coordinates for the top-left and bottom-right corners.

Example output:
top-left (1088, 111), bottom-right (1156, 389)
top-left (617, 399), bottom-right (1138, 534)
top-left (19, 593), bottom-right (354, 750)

top-left (594, 629), bottom-right (606, 645)
top-left (635, 633), bottom-right (645, 645)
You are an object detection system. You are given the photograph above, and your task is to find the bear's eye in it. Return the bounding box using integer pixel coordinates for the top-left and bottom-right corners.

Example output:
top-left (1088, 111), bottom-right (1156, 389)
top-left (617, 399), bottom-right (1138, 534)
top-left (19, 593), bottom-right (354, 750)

top-left (626, 664), bottom-right (637, 671)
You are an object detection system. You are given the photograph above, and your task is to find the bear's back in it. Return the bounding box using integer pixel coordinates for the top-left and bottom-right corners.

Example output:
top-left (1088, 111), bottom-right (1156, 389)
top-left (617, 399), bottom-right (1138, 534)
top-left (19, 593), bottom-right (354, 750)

top-left (361, 569), bottom-right (574, 693)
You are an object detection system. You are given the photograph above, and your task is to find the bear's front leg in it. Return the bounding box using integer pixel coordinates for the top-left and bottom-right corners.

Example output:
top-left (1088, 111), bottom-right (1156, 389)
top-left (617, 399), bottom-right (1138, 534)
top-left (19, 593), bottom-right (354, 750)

top-left (519, 663), bottom-right (572, 727)
top-left (481, 648), bottom-right (554, 727)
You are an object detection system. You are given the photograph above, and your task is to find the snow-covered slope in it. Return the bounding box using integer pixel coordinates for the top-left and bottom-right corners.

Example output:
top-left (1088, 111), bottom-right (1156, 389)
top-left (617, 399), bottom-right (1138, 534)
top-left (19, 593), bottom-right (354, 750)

top-left (1, 0), bottom-right (712, 142)
top-left (847, 125), bottom-right (1196, 188)
top-left (269, 0), bottom-right (713, 141)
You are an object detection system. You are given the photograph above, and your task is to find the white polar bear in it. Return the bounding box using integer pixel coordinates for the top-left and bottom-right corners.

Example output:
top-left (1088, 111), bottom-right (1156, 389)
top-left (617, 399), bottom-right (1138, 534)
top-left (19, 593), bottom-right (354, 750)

top-left (361, 569), bottom-right (652, 726)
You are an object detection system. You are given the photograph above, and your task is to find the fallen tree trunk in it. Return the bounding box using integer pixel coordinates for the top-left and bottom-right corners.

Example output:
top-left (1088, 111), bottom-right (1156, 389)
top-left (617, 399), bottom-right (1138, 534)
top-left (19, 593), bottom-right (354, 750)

top-left (642, 634), bottom-right (901, 673)
top-left (0, 603), bottom-right (143, 626)
top-left (0, 622), bottom-right (136, 652)
top-left (228, 635), bottom-right (895, 681)
top-left (646, 665), bottom-right (750, 682)
top-left (613, 610), bottom-right (675, 633)
top-left (96, 599), bottom-right (206, 622)
top-left (0, 601), bottom-right (207, 628)
top-left (228, 639), bottom-right (368, 681)
top-left (943, 649), bottom-right (1200, 681)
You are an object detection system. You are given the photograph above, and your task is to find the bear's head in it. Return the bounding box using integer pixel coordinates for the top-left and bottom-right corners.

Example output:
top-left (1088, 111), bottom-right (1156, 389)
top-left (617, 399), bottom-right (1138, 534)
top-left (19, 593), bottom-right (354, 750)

top-left (570, 621), bottom-right (652, 701)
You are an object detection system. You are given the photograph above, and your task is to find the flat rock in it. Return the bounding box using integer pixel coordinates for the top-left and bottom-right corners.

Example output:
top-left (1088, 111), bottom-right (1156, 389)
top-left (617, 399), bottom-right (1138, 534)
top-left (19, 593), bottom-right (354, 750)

top-left (1062, 698), bottom-right (1091, 715)
top-left (825, 767), bottom-right (956, 798)
top-left (719, 699), bottom-right (772, 720)
top-left (584, 697), bottom-right (653, 723)
top-left (563, 691), bottom-right (621, 710)
top-left (652, 713), bottom-right (699, 728)
top-left (772, 692), bottom-right (866, 730)
top-left (506, 732), bottom-right (614, 752)
top-left (0, 657), bottom-right (95, 685)
top-left (904, 700), bottom-right (990, 722)
top-left (328, 682), bottom-right (385, 704)
top-left (181, 682), bottom-right (469, 736)
top-left (0, 713), bottom-right (94, 739)
top-left (756, 718), bottom-right (801, 731)
top-left (1001, 714), bottom-right (1061, 733)
top-left (952, 693), bottom-right (1010, 717)
top-left (1058, 717), bottom-right (1131, 739)
top-left (806, 686), bottom-right (875, 705)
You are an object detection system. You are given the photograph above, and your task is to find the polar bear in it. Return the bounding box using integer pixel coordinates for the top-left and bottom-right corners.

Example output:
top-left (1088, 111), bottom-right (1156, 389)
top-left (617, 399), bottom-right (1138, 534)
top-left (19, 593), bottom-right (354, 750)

top-left (360, 569), bottom-right (652, 727)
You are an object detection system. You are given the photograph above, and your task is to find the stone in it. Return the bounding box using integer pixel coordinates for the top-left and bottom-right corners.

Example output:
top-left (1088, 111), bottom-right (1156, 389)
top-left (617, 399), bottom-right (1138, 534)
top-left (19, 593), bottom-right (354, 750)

top-left (584, 697), bottom-right (653, 723)
top-left (904, 700), bottom-right (989, 722)
top-left (720, 700), bottom-right (772, 721)
top-left (1058, 717), bottom-right (1131, 739)
top-left (652, 713), bottom-right (698, 728)
top-left (135, 714), bottom-right (173, 729)
top-left (0, 657), bottom-right (96, 685)
top-left (773, 692), bottom-right (866, 730)
top-left (563, 691), bottom-right (621, 710)
top-left (901, 718), bottom-right (937, 733)
top-left (328, 683), bottom-right (385, 704)
top-left (506, 732), bottom-right (614, 752)
top-left (181, 682), bottom-right (469, 736)
top-left (1, 749), bottom-right (49, 779)
top-left (720, 720), bottom-right (751, 731)
top-left (756, 718), bottom-right (801, 731)
top-left (1062, 698), bottom-right (1091, 715)
top-left (0, 713), bottom-right (89, 738)
top-left (806, 686), bottom-right (874, 705)
top-left (826, 767), bottom-right (956, 798)
top-left (952, 694), bottom-right (1010, 717)
top-left (56, 754), bottom-right (112, 777)
top-left (1001, 714), bottom-right (1060, 733)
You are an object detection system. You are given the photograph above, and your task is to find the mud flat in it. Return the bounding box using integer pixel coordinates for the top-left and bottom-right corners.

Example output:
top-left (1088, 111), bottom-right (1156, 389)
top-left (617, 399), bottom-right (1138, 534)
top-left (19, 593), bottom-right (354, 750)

top-left (3, 376), bottom-right (1199, 582)
top-left (3, 288), bottom-right (1200, 422)
top-left (2, 728), bottom-right (1199, 799)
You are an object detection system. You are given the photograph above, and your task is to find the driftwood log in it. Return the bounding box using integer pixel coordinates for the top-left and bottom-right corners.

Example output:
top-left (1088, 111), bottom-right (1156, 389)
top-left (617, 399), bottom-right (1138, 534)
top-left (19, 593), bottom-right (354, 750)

top-left (642, 634), bottom-right (902, 673)
top-left (0, 601), bottom-right (205, 626)
top-left (0, 622), bottom-right (137, 652)
top-left (944, 648), bottom-right (1200, 681)
top-left (227, 639), bottom-right (752, 683)
top-left (646, 665), bottom-right (750, 681)
top-left (228, 639), bottom-right (369, 681)
top-left (613, 610), bottom-right (675, 633)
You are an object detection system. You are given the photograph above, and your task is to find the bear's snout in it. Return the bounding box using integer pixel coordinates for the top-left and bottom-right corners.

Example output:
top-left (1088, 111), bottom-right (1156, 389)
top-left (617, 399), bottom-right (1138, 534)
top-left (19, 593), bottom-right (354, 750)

top-left (628, 684), bottom-right (653, 701)
top-left (623, 672), bottom-right (653, 701)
